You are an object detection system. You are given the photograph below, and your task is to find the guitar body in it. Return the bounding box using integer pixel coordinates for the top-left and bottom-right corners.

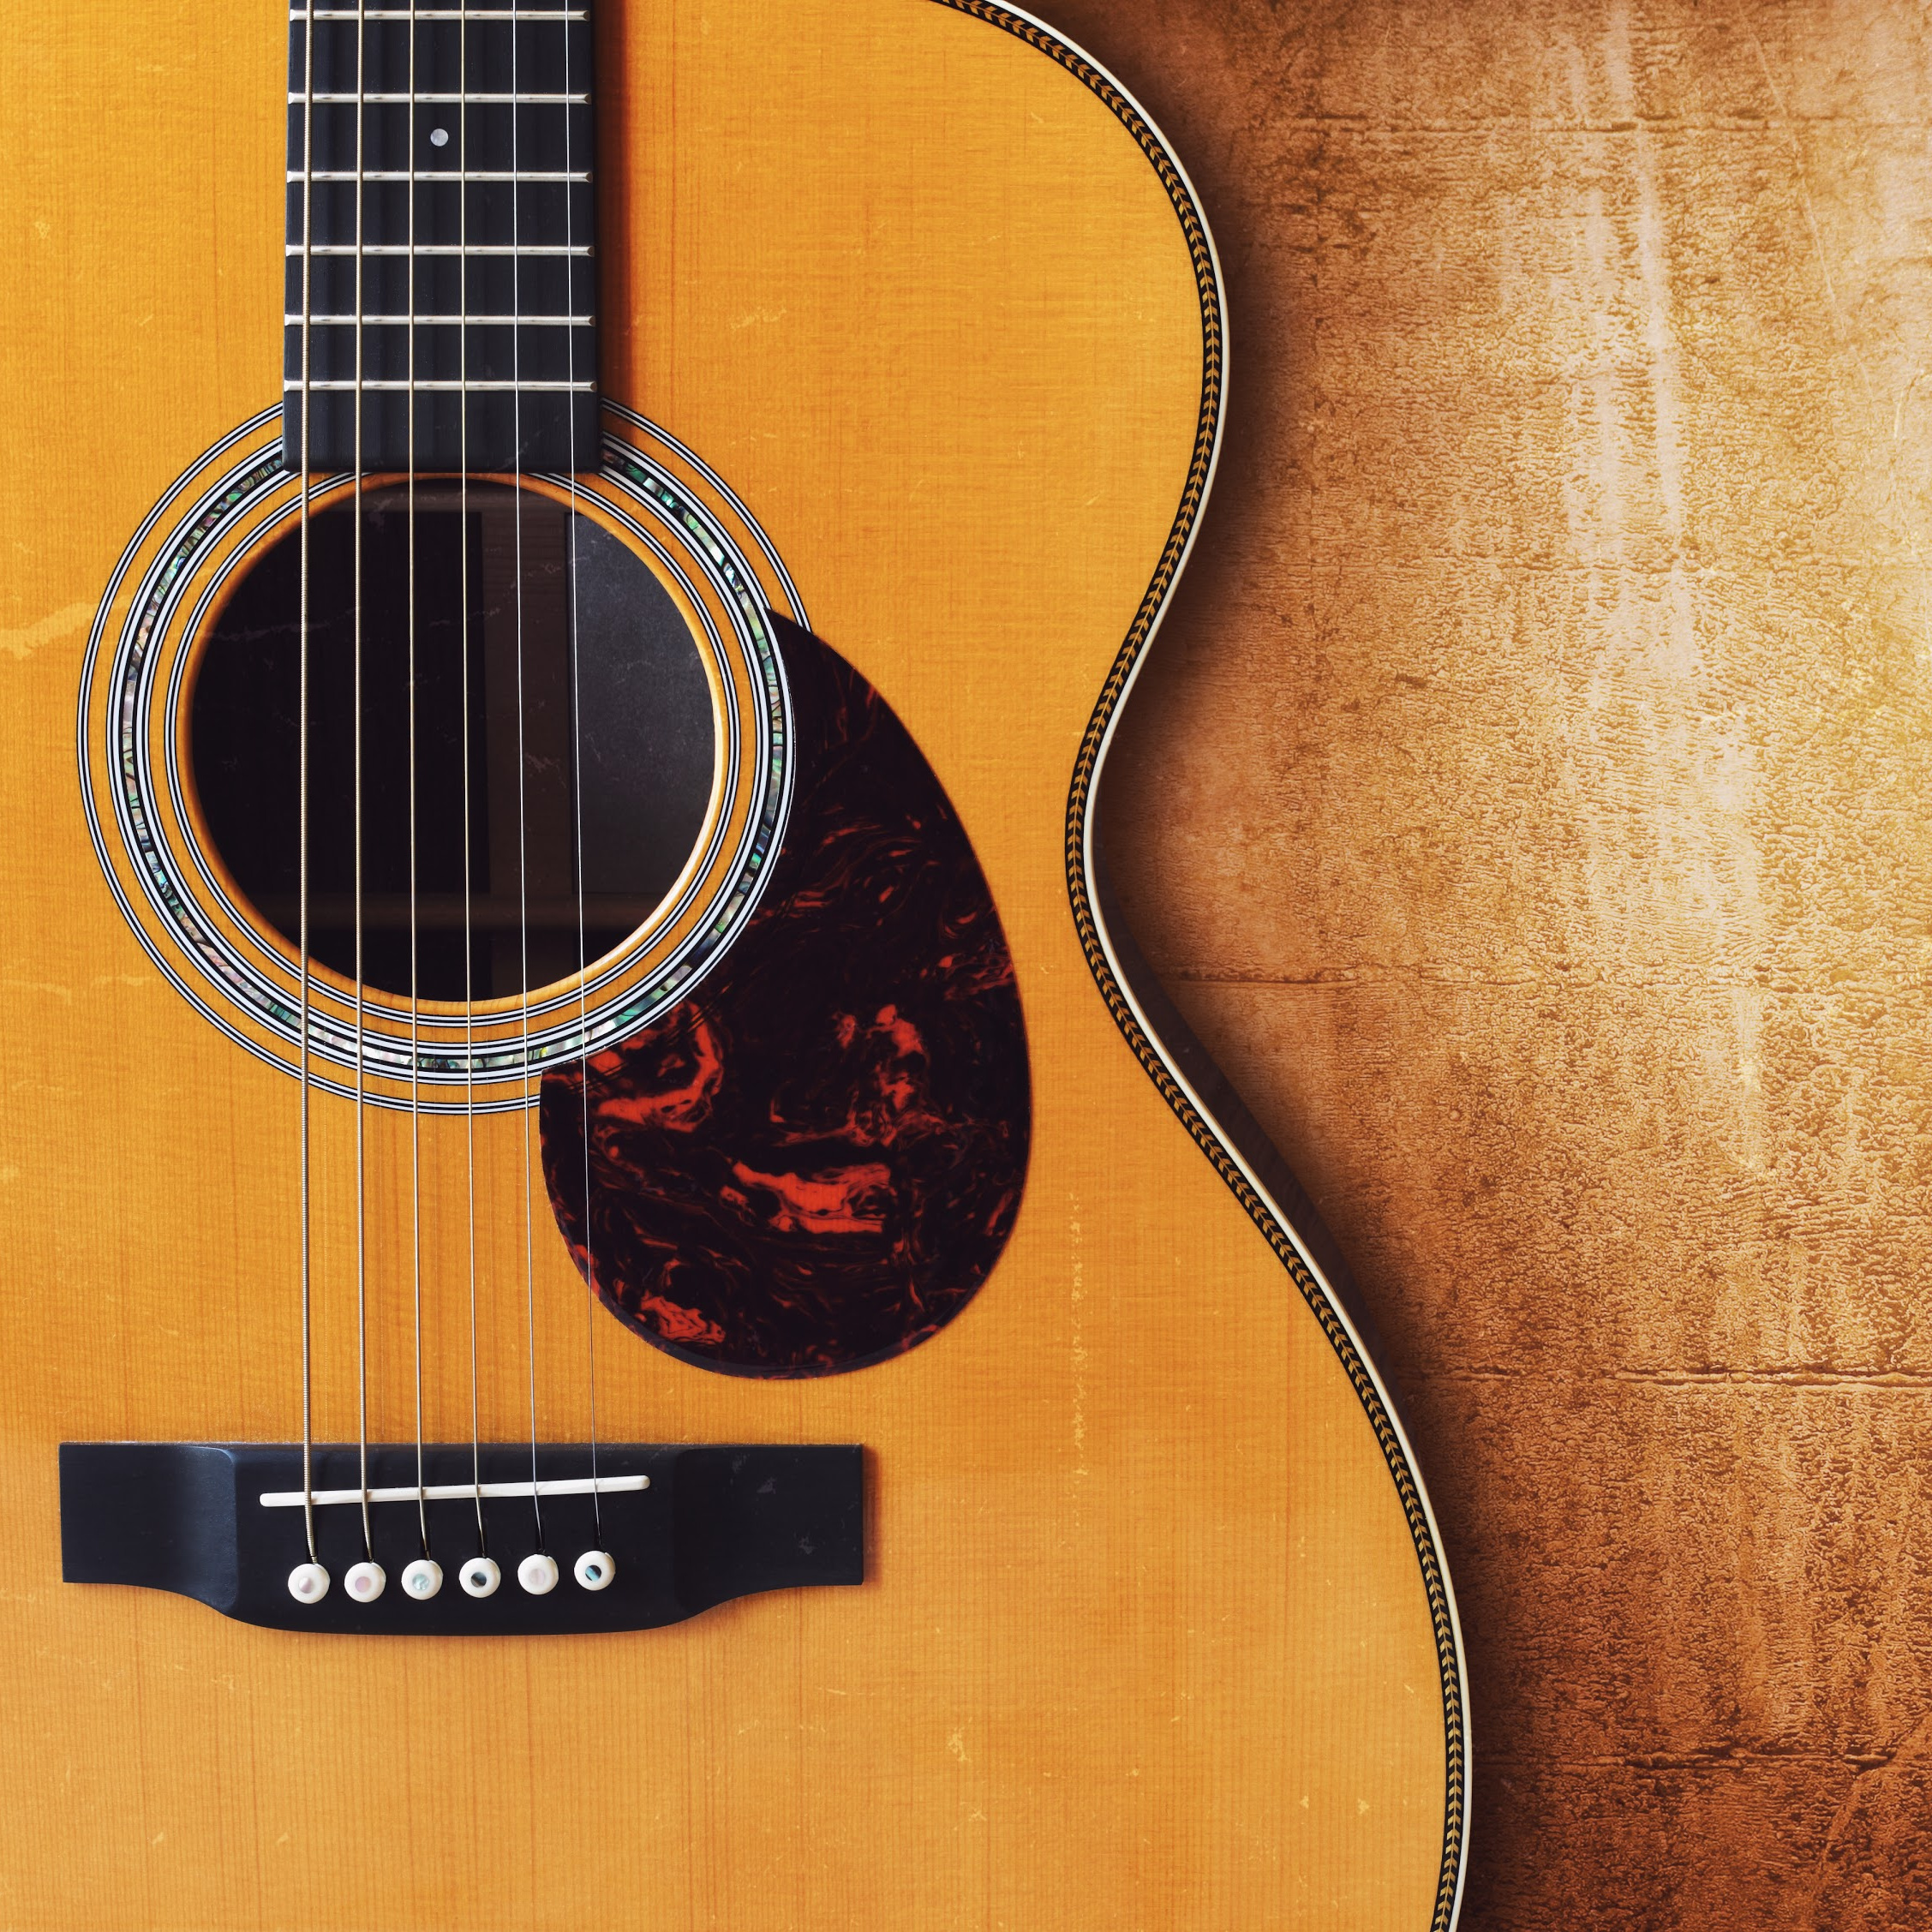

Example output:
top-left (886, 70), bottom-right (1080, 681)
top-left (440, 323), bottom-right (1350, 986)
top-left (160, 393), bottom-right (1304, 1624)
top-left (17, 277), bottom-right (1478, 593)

top-left (0, 3), bottom-right (1465, 1928)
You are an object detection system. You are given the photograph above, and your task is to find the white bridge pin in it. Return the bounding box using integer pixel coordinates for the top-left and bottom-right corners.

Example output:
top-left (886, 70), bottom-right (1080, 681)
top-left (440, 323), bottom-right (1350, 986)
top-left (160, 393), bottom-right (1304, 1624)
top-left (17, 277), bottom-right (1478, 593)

top-left (344, 1559), bottom-right (386, 1603)
top-left (402, 1557), bottom-right (443, 1600)
top-left (459, 1556), bottom-right (501, 1599)
top-left (574, 1550), bottom-right (616, 1593)
top-left (517, 1552), bottom-right (560, 1596)
top-left (287, 1561), bottom-right (329, 1605)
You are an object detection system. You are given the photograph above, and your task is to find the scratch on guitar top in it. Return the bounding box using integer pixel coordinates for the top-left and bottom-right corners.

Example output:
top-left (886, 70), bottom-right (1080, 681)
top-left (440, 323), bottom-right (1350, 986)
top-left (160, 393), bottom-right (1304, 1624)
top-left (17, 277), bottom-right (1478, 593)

top-left (1068, 1193), bottom-right (1087, 1482)
top-left (0, 601), bottom-right (91, 661)
top-left (2, 979), bottom-right (75, 1005)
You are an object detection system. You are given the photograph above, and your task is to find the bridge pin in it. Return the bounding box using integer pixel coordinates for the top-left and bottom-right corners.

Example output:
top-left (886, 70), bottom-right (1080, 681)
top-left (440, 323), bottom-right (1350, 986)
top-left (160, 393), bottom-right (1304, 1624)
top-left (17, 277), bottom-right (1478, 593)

top-left (573, 1550), bottom-right (616, 1592)
top-left (517, 1552), bottom-right (560, 1596)
top-left (402, 1558), bottom-right (443, 1600)
top-left (458, 1556), bottom-right (500, 1599)
top-left (344, 1559), bottom-right (386, 1603)
top-left (287, 1561), bottom-right (330, 1605)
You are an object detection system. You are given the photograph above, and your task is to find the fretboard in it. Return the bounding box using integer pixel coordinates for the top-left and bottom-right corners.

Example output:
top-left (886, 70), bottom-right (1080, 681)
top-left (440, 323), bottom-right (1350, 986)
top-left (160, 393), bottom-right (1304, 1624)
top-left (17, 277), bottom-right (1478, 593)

top-left (282, 1), bottom-right (598, 476)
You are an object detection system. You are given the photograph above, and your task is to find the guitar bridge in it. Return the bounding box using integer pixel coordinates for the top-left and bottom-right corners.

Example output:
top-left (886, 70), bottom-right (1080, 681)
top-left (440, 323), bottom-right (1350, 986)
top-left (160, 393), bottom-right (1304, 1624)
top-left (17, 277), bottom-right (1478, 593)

top-left (59, 1442), bottom-right (864, 1635)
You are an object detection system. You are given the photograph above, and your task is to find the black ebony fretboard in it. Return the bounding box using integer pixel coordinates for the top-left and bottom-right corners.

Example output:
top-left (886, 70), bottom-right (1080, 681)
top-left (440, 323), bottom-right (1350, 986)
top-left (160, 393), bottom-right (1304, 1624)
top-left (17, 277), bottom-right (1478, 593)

top-left (283, 1), bottom-right (598, 475)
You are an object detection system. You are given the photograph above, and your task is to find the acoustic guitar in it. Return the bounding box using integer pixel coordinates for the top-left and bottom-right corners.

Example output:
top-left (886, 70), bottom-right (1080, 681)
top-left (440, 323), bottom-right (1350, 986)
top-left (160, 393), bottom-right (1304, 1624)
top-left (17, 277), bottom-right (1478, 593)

top-left (0, 2), bottom-right (1466, 1925)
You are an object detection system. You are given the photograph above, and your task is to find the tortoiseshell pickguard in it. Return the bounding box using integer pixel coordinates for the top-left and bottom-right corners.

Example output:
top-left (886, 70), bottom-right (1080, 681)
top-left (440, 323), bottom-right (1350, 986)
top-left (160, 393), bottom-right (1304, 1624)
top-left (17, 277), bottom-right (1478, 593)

top-left (539, 615), bottom-right (1031, 1377)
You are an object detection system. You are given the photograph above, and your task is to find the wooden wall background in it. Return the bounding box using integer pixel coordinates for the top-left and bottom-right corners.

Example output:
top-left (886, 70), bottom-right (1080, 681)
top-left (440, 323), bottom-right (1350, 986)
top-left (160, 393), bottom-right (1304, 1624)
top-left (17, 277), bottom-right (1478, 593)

top-left (1049, 1), bottom-right (1932, 1925)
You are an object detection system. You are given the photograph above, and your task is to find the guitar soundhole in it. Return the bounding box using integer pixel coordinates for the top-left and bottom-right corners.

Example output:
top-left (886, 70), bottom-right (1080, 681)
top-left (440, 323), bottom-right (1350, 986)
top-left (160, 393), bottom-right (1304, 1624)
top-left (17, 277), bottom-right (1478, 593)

top-left (189, 483), bottom-right (715, 1001)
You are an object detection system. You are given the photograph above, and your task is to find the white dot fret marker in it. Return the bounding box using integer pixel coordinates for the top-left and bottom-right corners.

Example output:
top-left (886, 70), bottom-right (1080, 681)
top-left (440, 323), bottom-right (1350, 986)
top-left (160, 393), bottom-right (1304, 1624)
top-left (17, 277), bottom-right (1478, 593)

top-left (288, 1562), bottom-right (330, 1605)
top-left (518, 1552), bottom-right (560, 1596)
top-left (345, 1560), bottom-right (386, 1603)
top-left (402, 1558), bottom-right (443, 1601)
top-left (574, 1550), bottom-right (615, 1593)
top-left (429, 127), bottom-right (450, 147)
top-left (459, 1557), bottom-right (500, 1599)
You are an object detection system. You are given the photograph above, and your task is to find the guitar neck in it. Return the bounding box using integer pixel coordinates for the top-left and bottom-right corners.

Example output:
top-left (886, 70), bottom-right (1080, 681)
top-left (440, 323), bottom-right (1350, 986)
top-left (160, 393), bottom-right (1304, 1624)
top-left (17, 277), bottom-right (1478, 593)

top-left (282, 0), bottom-right (600, 475)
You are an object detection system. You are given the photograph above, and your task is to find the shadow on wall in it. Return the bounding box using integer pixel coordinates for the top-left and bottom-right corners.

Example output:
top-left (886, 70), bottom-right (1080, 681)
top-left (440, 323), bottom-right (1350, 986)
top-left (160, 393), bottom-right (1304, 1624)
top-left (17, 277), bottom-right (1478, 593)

top-left (1810, 1718), bottom-right (1932, 1931)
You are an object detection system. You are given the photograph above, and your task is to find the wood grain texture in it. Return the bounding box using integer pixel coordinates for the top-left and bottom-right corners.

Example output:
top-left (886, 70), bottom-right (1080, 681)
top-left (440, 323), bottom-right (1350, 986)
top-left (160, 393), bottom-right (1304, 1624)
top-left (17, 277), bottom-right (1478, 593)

top-left (0, 3), bottom-right (1459, 1928)
top-left (1070, 0), bottom-right (1932, 1925)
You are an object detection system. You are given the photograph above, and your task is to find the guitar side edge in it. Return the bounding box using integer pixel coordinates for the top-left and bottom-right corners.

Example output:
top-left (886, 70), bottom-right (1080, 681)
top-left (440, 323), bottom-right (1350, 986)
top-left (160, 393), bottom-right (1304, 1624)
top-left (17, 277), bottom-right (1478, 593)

top-left (981, 3), bottom-right (1473, 1923)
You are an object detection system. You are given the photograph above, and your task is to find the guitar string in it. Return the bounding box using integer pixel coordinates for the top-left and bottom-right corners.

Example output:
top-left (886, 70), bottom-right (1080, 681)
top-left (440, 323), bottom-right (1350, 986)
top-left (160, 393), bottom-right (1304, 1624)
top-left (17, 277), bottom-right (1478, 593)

top-left (511, 3), bottom-right (547, 1558)
top-left (297, 0), bottom-right (318, 1570)
top-left (459, 0), bottom-right (487, 1563)
top-left (407, 0), bottom-right (429, 1564)
top-left (560, 0), bottom-right (603, 1547)
top-left (353, 0), bottom-right (374, 1568)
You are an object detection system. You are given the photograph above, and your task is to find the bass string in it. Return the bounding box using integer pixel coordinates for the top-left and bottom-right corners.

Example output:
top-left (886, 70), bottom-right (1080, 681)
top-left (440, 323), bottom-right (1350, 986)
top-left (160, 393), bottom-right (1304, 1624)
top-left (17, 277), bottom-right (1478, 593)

top-left (459, 0), bottom-right (487, 1562)
top-left (407, 0), bottom-right (428, 1564)
top-left (353, 0), bottom-right (373, 1568)
top-left (561, 0), bottom-right (603, 1544)
top-left (510, 3), bottom-right (546, 1555)
top-left (296, 0), bottom-right (318, 1569)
